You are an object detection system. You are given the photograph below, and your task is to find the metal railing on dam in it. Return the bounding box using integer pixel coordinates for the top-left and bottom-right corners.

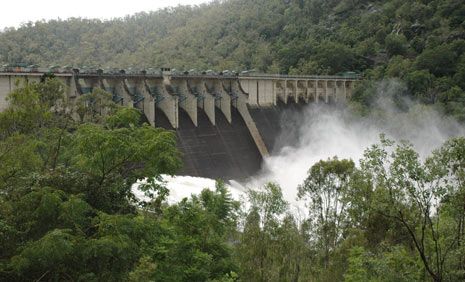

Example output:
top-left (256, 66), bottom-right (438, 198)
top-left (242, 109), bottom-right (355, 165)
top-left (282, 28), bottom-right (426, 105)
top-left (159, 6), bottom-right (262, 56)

top-left (0, 70), bottom-right (359, 179)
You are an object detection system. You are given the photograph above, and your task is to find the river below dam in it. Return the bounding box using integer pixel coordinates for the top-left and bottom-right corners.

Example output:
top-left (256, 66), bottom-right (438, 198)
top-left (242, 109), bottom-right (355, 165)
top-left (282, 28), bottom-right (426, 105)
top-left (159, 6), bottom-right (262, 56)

top-left (136, 80), bottom-right (465, 207)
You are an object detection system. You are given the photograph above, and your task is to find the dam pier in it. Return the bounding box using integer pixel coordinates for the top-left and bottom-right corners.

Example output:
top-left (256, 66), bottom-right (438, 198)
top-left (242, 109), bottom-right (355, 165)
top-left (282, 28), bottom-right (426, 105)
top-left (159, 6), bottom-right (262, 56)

top-left (0, 69), bottom-right (358, 179)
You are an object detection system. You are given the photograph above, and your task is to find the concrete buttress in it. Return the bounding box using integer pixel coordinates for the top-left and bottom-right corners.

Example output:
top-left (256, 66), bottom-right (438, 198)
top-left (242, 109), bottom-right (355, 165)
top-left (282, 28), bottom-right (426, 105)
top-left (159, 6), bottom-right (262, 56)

top-left (141, 79), bottom-right (156, 126)
top-left (0, 71), bottom-right (360, 179)
top-left (147, 78), bottom-right (178, 128)
top-left (235, 89), bottom-right (269, 158)
top-left (206, 79), bottom-right (231, 123)
top-left (172, 78), bottom-right (197, 126)
top-left (191, 78), bottom-right (215, 125)
top-left (238, 79), bottom-right (258, 106)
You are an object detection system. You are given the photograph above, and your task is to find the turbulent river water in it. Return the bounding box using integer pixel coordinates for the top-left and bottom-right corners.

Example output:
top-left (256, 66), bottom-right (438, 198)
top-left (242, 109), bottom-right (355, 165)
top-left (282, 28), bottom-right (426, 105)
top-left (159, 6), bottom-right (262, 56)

top-left (136, 80), bottom-right (465, 207)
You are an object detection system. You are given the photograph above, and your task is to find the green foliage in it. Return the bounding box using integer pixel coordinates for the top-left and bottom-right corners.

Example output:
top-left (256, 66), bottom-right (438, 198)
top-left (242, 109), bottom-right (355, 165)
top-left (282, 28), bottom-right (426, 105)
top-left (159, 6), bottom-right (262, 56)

top-left (71, 122), bottom-right (179, 181)
top-left (439, 86), bottom-right (465, 121)
top-left (0, 79), bottom-right (199, 281)
top-left (0, 0), bottom-right (459, 78)
top-left (405, 70), bottom-right (435, 102)
top-left (454, 54), bottom-right (465, 89)
top-left (10, 229), bottom-right (77, 280)
top-left (144, 181), bottom-right (240, 282)
top-left (313, 41), bottom-right (358, 74)
top-left (355, 135), bottom-right (465, 281)
top-left (385, 55), bottom-right (412, 79)
top-left (415, 44), bottom-right (457, 77)
top-left (385, 34), bottom-right (408, 57)
top-left (344, 246), bottom-right (421, 282)
top-left (298, 157), bottom-right (355, 275)
top-left (0, 80), bottom-right (56, 137)
top-left (76, 88), bottom-right (116, 123)
top-left (0, 134), bottom-right (42, 189)
top-left (1, 80), bottom-right (465, 281)
top-left (1, 0), bottom-right (465, 119)
top-left (105, 107), bottom-right (142, 129)
top-left (128, 256), bottom-right (157, 282)
top-left (237, 183), bottom-right (313, 282)
top-left (247, 182), bottom-right (288, 226)
top-left (3, 2), bottom-right (465, 280)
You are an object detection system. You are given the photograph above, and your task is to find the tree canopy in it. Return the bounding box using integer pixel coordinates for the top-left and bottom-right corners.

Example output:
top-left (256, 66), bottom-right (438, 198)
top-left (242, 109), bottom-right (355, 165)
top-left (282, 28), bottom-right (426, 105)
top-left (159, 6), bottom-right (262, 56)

top-left (1, 0), bottom-right (465, 280)
top-left (1, 0), bottom-right (465, 118)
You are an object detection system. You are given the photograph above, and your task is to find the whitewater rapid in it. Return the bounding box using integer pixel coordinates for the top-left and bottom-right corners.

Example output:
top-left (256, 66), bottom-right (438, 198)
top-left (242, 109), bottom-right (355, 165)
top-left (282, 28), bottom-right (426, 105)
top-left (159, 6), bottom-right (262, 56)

top-left (136, 80), bottom-right (465, 207)
top-left (133, 175), bottom-right (248, 204)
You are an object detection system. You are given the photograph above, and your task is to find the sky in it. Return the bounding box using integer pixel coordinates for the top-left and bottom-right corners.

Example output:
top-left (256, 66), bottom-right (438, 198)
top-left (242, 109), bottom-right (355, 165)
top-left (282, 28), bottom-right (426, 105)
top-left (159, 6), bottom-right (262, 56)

top-left (0, 0), bottom-right (210, 30)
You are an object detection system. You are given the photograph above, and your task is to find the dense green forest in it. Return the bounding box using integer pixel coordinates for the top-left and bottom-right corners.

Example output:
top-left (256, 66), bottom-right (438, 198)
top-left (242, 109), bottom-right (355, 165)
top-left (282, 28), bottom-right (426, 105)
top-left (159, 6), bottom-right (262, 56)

top-left (1, 0), bottom-right (465, 119)
top-left (2, 0), bottom-right (465, 281)
top-left (1, 78), bottom-right (465, 281)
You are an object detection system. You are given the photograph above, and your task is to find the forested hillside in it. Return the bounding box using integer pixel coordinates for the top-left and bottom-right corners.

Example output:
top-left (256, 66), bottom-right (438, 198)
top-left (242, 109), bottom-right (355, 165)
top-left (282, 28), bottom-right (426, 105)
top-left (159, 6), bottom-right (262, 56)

top-left (0, 0), bottom-right (464, 74)
top-left (1, 0), bottom-right (465, 118)
top-left (2, 1), bottom-right (465, 280)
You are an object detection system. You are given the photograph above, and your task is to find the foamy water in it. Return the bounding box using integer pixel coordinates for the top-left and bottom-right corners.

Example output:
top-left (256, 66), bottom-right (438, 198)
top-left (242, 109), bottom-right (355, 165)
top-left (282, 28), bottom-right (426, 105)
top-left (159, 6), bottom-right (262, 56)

top-left (133, 175), bottom-right (247, 205)
top-left (136, 80), bottom-right (465, 208)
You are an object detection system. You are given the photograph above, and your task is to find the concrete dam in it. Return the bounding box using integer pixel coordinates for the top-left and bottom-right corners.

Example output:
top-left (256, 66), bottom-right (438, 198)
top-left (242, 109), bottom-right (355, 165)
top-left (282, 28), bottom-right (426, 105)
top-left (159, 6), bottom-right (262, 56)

top-left (0, 69), bottom-right (358, 180)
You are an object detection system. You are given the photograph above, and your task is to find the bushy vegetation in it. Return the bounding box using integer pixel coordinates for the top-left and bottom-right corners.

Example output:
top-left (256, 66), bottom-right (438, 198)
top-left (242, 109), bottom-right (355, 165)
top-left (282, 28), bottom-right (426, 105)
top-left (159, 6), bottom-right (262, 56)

top-left (0, 78), bottom-right (243, 281)
top-left (1, 78), bottom-right (465, 281)
top-left (1, 0), bottom-right (465, 280)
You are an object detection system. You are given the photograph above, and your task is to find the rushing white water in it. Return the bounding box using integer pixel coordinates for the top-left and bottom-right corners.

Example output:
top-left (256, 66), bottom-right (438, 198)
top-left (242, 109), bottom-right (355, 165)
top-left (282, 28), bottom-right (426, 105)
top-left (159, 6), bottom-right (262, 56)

top-left (245, 80), bottom-right (465, 205)
top-left (136, 80), bottom-right (465, 206)
top-left (133, 175), bottom-right (247, 204)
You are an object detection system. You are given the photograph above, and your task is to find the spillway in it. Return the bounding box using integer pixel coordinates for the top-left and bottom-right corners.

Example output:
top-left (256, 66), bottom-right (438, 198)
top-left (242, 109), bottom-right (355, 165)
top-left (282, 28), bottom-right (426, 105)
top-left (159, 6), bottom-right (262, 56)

top-left (0, 70), bottom-right (359, 180)
top-left (248, 101), bottom-right (306, 153)
top-left (156, 108), bottom-right (262, 180)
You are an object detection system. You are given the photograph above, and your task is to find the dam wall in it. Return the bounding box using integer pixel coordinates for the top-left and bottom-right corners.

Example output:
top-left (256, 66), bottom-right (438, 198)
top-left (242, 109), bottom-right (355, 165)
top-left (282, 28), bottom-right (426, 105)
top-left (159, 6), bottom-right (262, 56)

top-left (0, 70), bottom-right (358, 180)
top-left (157, 107), bottom-right (262, 180)
top-left (248, 102), bottom-right (306, 154)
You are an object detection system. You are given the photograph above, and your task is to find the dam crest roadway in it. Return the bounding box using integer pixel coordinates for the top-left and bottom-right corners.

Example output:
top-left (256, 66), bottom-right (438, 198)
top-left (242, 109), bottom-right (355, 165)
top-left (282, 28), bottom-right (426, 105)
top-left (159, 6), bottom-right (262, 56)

top-left (0, 68), bottom-right (359, 180)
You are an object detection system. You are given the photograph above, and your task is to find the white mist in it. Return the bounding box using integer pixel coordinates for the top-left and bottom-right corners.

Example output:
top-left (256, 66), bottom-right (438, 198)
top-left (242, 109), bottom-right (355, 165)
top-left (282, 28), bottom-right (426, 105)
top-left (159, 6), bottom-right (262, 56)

top-left (245, 80), bottom-right (465, 205)
top-left (138, 80), bottom-right (465, 206)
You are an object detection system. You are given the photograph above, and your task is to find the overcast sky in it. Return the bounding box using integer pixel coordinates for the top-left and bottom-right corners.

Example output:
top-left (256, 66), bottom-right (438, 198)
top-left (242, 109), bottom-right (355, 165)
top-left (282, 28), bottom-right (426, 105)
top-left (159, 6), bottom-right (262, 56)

top-left (1, 0), bottom-right (211, 30)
